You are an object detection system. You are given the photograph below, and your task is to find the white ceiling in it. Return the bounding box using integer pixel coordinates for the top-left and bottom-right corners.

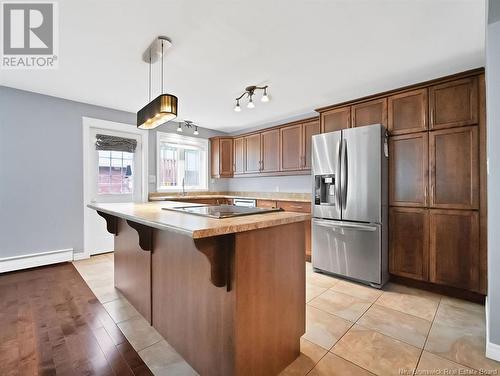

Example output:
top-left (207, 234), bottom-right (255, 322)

top-left (1, 0), bottom-right (486, 132)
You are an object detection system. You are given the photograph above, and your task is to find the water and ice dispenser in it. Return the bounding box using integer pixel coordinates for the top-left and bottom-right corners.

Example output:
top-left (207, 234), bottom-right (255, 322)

top-left (314, 174), bottom-right (336, 206)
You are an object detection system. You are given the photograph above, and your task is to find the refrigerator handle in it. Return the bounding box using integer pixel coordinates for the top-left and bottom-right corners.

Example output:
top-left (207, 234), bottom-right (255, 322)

top-left (341, 138), bottom-right (348, 209)
top-left (313, 219), bottom-right (377, 232)
top-left (335, 139), bottom-right (342, 209)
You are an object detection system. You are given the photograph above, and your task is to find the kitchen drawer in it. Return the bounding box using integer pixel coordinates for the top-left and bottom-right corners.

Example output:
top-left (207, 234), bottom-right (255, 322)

top-left (277, 201), bottom-right (311, 213)
top-left (257, 199), bottom-right (277, 209)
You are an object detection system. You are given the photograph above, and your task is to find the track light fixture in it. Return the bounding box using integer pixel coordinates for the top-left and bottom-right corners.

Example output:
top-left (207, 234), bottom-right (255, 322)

top-left (176, 120), bottom-right (200, 135)
top-left (234, 85), bottom-right (270, 112)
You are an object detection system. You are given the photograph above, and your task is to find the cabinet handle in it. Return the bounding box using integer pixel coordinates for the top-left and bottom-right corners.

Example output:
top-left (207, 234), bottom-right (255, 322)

top-left (430, 184), bottom-right (435, 203)
top-left (424, 186), bottom-right (428, 205)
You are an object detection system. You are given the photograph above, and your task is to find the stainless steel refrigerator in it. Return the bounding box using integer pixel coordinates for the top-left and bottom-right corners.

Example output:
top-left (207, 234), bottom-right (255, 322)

top-left (311, 124), bottom-right (389, 288)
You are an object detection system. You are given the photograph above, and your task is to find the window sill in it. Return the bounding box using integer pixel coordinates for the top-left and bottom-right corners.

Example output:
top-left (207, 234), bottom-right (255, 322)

top-left (155, 188), bottom-right (209, 193)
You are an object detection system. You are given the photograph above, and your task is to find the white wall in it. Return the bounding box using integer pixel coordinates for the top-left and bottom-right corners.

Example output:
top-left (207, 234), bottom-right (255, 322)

top-left (486, 0), bottom-right (500, 354)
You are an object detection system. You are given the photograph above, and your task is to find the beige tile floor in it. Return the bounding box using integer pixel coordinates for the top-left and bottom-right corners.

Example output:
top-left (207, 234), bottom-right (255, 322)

top-left (74, 254), bottom-right (500, 376)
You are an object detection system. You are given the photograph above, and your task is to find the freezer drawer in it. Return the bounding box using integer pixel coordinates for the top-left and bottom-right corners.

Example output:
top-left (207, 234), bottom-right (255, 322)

top-left (312, 218), bottom-right (382, 285)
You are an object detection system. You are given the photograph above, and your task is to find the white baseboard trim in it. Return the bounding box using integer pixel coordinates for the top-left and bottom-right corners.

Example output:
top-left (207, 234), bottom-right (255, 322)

top-left (72, 251), bottom-right (91, 261)
top-left (487, 341), bottom-right (500, 362)
top-left (485, 297), bottom-right (500, 361)
top-left (0, 248), bottom-right (74, 273)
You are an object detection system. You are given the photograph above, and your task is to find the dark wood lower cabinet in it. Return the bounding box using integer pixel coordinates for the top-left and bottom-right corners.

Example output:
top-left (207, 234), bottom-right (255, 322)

top-left (276, 201), bottom-right (312, 262)
top-left (429, 209), bottom-right (479, 292)
top-left (389, 207), bottom-right (429, 281)
top-left (389, 207), bottom-right (481, 295)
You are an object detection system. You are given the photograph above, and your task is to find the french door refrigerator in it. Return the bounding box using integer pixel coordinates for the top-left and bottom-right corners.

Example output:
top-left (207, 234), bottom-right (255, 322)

top-left (311, 124), bottom-right (389, 288)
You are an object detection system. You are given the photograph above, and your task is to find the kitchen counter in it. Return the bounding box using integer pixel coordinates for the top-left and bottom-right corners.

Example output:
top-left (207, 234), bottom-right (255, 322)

top-left (148, 191), bottom-right (311, 203)
top-left (89, 200), bottom-right (306, 375)
top-left (88, 201), bottom-right (309, 239)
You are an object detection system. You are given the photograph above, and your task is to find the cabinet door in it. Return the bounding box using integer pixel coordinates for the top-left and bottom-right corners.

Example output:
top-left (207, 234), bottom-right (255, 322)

top-left (389, 133), bottom-right (428, 207)
top-left (233, 137), bottom-right (245, 175)
top-left (256, 200), bottom-right (277, 208)
top-left (320, 107), bottom-right (350, 133)
top-left (280, 124), bottom-right (302, 171)
top-left (429, 126), bottom-right (479, 209)
top-left (388, 89), bottom-right (428, 135)
top-left (429, 77), bottom-right (478, 130)
top-left (302, 120), bottom-right (320, 169)
top-left (244, 134), bottom-right (261, 173)
top-left (210, 138), bottom-right (219, 178)
top-left (352, 98), bottom-right (387, 128)
top-left (429, 209), bottom-right (479, 291)
top-left (389, 208), bottom-right (429, 281)
top-left (261, 129), bottom-right (280, 172)
top-left (219, 138), bottom-right (233, 177)
top-left (277, 201), bottom-right (311, 213)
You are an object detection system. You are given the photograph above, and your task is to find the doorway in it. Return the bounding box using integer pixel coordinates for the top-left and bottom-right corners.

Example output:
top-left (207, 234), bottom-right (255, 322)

top-left (82, 117), bottom-right (148, 259)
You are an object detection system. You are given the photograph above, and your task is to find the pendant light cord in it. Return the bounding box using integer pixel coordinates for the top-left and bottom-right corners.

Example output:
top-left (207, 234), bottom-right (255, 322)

top-left (148, 49), bottom-right (152, 102)
top-left (161, 41), bottom-right (164, 93)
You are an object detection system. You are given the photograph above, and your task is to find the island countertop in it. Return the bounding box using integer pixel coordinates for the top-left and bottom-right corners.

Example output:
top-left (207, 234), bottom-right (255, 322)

top-left (88, 201), bottom-right (310, 239)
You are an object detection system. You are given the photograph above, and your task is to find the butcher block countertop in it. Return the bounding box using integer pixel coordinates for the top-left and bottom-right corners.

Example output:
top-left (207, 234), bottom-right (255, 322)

top-left (88, 201), bottom-right (310, 239)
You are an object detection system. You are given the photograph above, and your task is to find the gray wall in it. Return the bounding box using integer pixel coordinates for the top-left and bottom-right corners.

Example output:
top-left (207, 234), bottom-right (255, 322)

top-left (0, 86), bottom-right (135, 258)
top-left (0, 86), bottom-right (224, 259)
top-left (487, 0), bottom-right (500, 348)
top-left (223, 175), bottom-right (311, 193)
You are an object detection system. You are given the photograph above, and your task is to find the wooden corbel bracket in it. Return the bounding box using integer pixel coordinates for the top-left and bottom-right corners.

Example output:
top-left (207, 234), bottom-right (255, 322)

top-left (126, 220), bottom-right (153, 251)
top-left (194, 235), bottom-right (234, 291)
top-left (96, 211), bottom-right (118, 235)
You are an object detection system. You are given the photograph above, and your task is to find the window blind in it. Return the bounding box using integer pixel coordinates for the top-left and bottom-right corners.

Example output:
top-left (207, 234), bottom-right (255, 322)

top-left (95, 134), bottom-right (137, 153)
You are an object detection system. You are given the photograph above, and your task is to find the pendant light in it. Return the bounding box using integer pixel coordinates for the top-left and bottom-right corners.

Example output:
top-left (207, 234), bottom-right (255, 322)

top-left (137, 37), bottom-right (178, 129)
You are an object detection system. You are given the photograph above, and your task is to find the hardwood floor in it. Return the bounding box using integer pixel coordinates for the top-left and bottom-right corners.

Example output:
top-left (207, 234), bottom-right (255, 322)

top-left (0, 262), bottom-right (152, 376)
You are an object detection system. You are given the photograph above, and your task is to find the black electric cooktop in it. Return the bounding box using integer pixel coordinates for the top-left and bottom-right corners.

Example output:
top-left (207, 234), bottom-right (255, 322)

top-left (162, 204), bottom-right (282, 219)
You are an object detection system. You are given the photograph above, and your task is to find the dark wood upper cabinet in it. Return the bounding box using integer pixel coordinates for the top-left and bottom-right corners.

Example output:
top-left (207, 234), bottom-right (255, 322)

top-left (429, 126), bottom-right (479, 210)
top-left (219, 138), bottom-right (233, 177)
top-left (280, 124), bottom-right (302, 171)
top-left (388, 89), bottom-right (428, 135)
top-left (389, 133), bottom-right (428, 207)
top-left (210, 137), bottom-right (233, 178)
top-left (244, 134), bottom-right (261, 173)
top-left (429, 209), bottom-right (479, 291)
top-left (302, 120), bottom-right (320, 169)
top-left (351, 98), bottom-right (387, 128)
top-left (389, 207), bottom-right (429, 281)
top-left (210, 138), bottom-right (219, 178)
top-left (233, 137), bottom-right (245, 175)
top-left (320, 107), bottom-right (351, 133)
top-left (429, 77), bottom-right (478, 130)
top-left (261, 129), bottom-right (280, 173)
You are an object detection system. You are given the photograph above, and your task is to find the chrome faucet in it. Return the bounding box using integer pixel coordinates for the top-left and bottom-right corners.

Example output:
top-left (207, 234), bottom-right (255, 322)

top-left (181, 178), bottom-right (186, 196)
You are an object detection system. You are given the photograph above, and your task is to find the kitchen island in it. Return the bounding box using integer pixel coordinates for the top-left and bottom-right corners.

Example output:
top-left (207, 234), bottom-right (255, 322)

top-left (88, 201), bottom-right (309, 376)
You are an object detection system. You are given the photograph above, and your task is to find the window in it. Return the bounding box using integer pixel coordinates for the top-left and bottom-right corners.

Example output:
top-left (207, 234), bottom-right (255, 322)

top-left (157, 132), bottom-right (208, 191)
top-left (97, 150), bottom-right (134, 194)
